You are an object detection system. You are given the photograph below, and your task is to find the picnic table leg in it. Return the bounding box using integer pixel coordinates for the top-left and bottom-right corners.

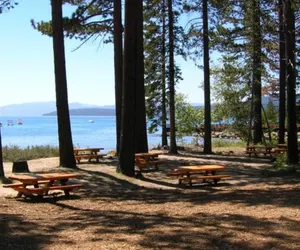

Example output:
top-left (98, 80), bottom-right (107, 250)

top-left (214, 178), bottom-right (221, 184)
top-left (202, 171), bottom-right (210, 183)
top-left (64, 190), bottom-right (70, 198)
top-left (16, 184), bottom-right (38, 198)
top-left (178, 174), bottom-right (183, 185)
top-left (59, 179), bottom-right (71, 197)
top-left (187, 173), bottom-right (192, 187)
top-left (16, 188), bottom-right (24, 198)
top-left (15, 183), bottom-right (30, 198)
top-left (32, 183), bottom-right (45, 198)
top-left (44, 180), bottom-right (55, 196)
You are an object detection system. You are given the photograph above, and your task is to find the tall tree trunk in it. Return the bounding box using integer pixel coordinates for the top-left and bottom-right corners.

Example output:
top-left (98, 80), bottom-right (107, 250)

top-left (113, 0), bottom-right (123, 155)
top-left (278, 0), bottom-right (286, 144)
top-left (247, 85), bottom-right (254, 146)
top-left (0, 129), bottom-right (4, 177)
top-left (283, 0), bottom-right (298, 164)
top-left (135, 0), bottom-right (148, 153)
top-left (167, 0), bottom-right (178, 154)
top-left (252, 0), bottom-right (262, 144)
top-left (51, 0), bottom-right (76, 168)
top-left (261, 104), bottom-right (272, 143)
top-left (117, 0), bottom-right (138, 176)
top-left (161, 0), bottom-right (168, 147)
top-left (202, 0), bottom-right (212, 154)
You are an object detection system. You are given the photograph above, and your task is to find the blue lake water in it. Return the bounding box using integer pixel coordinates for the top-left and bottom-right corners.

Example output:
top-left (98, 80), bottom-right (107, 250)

top-left (0, 116), bottom-right (195, 153)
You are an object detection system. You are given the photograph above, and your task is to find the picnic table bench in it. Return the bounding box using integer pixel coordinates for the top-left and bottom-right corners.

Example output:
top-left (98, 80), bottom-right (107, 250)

top-left (168, 165), bottom-right (230, 187)
top-left (74, 148), bottom-right (106, 163)
top-left (245, 145), bottom-right (274, 157)
top-left (3, 173), bottom-right (82, 198)
top-left (273, 147), bottom-right (287, 155)
top-left (135, 152), bottom-right (164, 171)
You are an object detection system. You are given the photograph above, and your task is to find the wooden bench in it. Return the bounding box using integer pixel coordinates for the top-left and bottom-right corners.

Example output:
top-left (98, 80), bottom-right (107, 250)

top-left (245, 146), bottom-right (274, 157)
top-left (135, 158), bottom-right (164, 171)
top-left (3, 180), bottom-right (51, 188)
top-left (179, 174), bottom-right (231, 186)
top-left (245, 150), bottom-right (273, 157)
top-left (7, 184), bottom-right (83, 197)
top-left (75, 153), bottom-right (107, 163)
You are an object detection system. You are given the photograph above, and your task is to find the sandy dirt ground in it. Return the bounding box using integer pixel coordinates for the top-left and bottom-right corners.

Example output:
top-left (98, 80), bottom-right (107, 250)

top-left (1, 149), bottom-right (299, 249)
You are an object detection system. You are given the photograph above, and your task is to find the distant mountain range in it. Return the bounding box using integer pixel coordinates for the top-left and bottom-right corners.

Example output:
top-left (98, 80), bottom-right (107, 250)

top-left (0, 97), bottom-right (279, 117)
top-left (43, 108), bottom-right (115, 116)
top-left (0, 101), bottom-right (114, 116)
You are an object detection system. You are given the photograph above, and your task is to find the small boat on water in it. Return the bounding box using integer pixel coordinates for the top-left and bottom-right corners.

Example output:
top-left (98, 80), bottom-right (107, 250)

top-left (88, 120), bottom-right (94, 123)
top-left (17, 119), bottom-right (23, 125)
top-left (7, 120), bottom-right (14, 126)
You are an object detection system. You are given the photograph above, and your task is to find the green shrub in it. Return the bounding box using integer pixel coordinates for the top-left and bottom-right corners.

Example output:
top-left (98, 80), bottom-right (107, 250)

top-left (2, 145), bottom-right (59, 162)
top-left (273, 153), bottom-right (287, 169)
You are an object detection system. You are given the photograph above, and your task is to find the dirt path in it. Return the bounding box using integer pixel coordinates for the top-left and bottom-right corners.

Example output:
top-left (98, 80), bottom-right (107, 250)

top-left (1, 152), bottom-right (299, 249)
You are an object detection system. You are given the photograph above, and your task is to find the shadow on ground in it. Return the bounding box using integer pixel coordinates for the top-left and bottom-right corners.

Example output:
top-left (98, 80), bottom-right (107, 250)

top-left (0, 213), bottom-right (53, 250)
top-left (2, 152), bottom-right (300, 249)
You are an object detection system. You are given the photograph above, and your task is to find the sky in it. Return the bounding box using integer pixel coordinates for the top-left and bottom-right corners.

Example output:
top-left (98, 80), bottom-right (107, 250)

top-left (0, 0), bottom-right (204, 107)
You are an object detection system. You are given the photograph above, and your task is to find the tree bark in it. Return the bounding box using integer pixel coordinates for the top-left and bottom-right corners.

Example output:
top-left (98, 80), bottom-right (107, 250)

top-left (167, 0), bottom-right (178, 154)
top-left (278, 0), bottom-right (286, 144)
top-left (283, 0), bottom-right (298, 164)
top-left (135, 0), bottom-right (148, 153)
top-left (161, 0), bottom-right (168, 147)
top-left (51, 0), bottom-right (76, 168)
top-left (203, 0), bottom-right (212, 154)
top-left (252, 0), bottom-right (262, 144)
top-left (117, 0), bottom-right (138, 176)
top-left (113, 0), bottom-right (123, 155)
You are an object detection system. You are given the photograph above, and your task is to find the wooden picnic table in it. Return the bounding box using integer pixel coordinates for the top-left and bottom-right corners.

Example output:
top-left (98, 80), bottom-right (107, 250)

top-left (245, 145), bottom-right (274, 157)
top-left (134, 152), bottom-right (164, 171)
top-left (4, 172), bottom-right (82, 198)
top-left (170, 165), bottom-right (230, 186)
top-left (135, 152), bottom-right (160, 160)
top-left (273, 147), bottom-right (287, 155)
top-left (272, 146), bottom-right (300, 158)
top-left (74, 147), bottom-right (106, 163)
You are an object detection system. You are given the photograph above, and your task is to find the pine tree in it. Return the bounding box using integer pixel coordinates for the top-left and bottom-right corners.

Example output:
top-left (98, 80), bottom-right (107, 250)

top-left (51, 0), bottom-right (76, 168)
top-left (32, 0), bottom-right (113, 43)
top-left (0, 0), bottom-right (17, 13)
top-left (118, 0), bottom-right (145, 176)
top-left (283, 0), bottom-right (298, 164)
top-left (168, 0), bottom-right (178, 154)
top-left (144, 0), bottom-right (184, 148)
top-left (135, 0), bottom-right (149, 153)
top-left (113, 0), bottom-right (123, 154)
top-left (278, 0), bottom-right (286, 144)
top-left (202, 0), bottom-right (212, 153)
top-left (208, 1), bottom-right (278, 144)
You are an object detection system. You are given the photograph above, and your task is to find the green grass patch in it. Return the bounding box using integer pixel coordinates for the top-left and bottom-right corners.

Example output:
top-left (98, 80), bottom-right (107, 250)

top-left (212, 139), bottom-right (246, 148)
top-left (2, 145), bottom-right (59, 162)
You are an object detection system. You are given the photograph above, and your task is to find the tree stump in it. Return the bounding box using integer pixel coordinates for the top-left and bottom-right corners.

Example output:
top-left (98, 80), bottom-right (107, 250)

top-left (12, 161), bottom-right (30, 173)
